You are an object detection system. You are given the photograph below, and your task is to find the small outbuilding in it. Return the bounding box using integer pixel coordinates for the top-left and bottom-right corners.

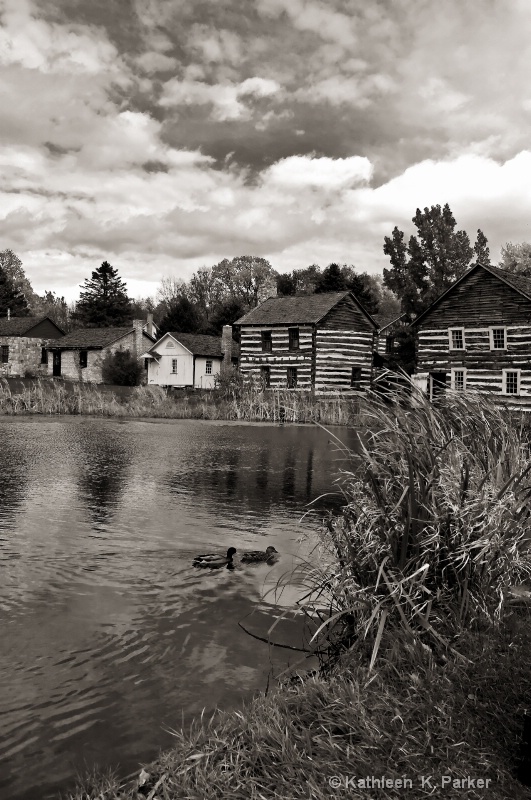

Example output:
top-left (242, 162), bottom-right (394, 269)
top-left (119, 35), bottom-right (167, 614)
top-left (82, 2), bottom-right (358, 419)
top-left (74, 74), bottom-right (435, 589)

top-left (0, 316), bottom-right (65, 378)
top-left (143, 331), bottom-right (229, 389)
top-left (46, 320), bottom-right (155, 383)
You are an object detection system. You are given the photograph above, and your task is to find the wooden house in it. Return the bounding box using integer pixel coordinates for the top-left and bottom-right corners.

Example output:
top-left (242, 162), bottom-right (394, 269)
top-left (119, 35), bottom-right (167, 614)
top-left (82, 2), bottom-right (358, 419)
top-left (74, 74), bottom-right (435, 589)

top-left (46, 320), bottom-right (155, 383)
top-left (412, 262), bottom-right (531, 407)
top-left (373, 312), bottom-right (410, 355)
top-left (143, 331), bottom-right (234, 389)
top-left (0, 316), bottom-right (65, 378)
top-left (233, 291), bottom-right (377, 392)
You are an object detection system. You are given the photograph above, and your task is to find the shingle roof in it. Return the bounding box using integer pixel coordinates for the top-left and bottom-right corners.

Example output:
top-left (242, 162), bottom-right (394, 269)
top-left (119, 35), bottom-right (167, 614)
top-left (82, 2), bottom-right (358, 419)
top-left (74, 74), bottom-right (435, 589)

top-left (0, 316), bottom-right (58, 336)
top-left (167, 332), bottom-right (224, 357)
top-left (234, 291), bottom-right (370, 325)
top-left (484, 264), bottom-right (531, 298)
top-left (49, 327), bottom-right (134, 349)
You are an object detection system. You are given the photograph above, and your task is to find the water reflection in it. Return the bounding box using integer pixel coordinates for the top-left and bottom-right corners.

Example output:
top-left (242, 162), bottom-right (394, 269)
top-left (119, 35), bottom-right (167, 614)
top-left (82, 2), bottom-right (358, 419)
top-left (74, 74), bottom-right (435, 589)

top-left (0, 419), bottom-right (359, 800)
top-left (75, 426), bottom-right (133, 527)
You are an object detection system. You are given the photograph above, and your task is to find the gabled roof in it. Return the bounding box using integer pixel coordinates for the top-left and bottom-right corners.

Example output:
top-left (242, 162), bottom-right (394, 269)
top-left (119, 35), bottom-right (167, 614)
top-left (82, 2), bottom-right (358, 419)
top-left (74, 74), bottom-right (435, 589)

top-left (234, 291), bottom-right (378, 328)
top-left (373, 312), bottom-right (409, 332)
top-left (0, 316), bottom-right (64, 336)
top-left (149, 332), bottom-right (224, 358)
top-left (49, 327), bottom-right (136, 349)
top-left (412, 262), bottom-right (531, 327)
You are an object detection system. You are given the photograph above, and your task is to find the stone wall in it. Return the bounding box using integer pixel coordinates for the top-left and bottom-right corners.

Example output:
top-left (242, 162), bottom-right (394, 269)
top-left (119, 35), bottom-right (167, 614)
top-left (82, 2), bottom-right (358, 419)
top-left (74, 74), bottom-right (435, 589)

top-left (48, 330), bottom-right (153, 383)
top-left (0, 336), bottom-right (49, 378)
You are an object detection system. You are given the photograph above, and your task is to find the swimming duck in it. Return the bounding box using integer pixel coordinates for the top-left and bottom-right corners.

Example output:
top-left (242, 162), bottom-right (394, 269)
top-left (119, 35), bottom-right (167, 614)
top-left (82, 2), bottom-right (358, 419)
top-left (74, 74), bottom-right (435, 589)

top-left (193, 547), bottom-right (236, 568)
top-left (240, 546), bottom-right (279, 563)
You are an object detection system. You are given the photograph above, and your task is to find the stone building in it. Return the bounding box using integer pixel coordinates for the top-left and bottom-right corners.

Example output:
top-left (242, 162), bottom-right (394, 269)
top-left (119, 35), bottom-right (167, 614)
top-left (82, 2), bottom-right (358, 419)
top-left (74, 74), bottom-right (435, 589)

top-left (0, 316), bottom-right (65, 378)
top-left (46, 319), bottom-right (155, 383)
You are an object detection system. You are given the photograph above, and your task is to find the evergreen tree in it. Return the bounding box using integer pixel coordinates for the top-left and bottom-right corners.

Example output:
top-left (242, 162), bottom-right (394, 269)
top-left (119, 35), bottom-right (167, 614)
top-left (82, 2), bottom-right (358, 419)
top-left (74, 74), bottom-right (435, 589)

top-left (73, 261), bottom-right (133, 327)
top-left (0, 249), bottom-right (39, 310)
top-left (0, 264), bottom-right (29, 316)
top-left (314, 263), bottom-right (348, 293)
top-left (158, 296), bottom-right (202, 336)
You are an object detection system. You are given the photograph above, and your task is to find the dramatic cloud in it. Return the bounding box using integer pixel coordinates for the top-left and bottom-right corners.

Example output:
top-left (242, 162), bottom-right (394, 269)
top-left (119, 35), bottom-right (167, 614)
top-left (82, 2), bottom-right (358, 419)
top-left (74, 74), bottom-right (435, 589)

top-left (1, 0), bottom-right (531, 301)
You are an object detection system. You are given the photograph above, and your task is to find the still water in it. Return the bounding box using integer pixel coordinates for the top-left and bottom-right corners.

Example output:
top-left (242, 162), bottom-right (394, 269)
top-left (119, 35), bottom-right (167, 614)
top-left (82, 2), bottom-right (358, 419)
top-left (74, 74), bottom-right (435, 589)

top-left (0, 418), bottom-right (358, 800)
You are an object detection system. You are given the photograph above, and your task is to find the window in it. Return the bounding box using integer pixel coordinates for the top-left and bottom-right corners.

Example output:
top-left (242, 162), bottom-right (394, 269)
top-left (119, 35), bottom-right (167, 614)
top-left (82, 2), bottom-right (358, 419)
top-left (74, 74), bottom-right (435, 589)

top-left (261, 331), bottom-right (272, 352)
top-left (41, 347), bottom-right (48, 365)
top-left (385, 335), bottom-right (394, 354)
top-left (350, 367), bottom-right (362, 389)
top-left (171, 358), bottom-right (178, 374)
top-left (503, 369), bottom-right (520, 395)
top-left (79, 350), bottom-right (88, 369)
top-left (451, 368), bottom-right (466, 391)
top-left (449, 328), bottom-right (465, 350)
top-left (1, 345), bottom-right (9, 363)
top-left (288, 327), bottom-right (299, 350)
top-left (490, 327), bottom-right (507, 350)
top-left (261, 366), bottom-right (271, 387)
top-left (287, 367), bottom-right (297, 388)
top-left (205, 360), bottom-right (212, 374)
top-left (144, 359), bottom-right (149, 371)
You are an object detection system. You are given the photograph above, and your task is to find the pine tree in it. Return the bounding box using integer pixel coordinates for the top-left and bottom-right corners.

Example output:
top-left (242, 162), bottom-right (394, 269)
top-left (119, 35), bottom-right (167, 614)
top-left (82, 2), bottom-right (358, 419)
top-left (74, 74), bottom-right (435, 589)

top-left (0, 264), bottom-right (29, 316)
top-left (158, 296), bottom-right (202, 337)
top-left (314, 263), bottom-right (348, 293)
top-left (73, 262), bottom-right (133, 327)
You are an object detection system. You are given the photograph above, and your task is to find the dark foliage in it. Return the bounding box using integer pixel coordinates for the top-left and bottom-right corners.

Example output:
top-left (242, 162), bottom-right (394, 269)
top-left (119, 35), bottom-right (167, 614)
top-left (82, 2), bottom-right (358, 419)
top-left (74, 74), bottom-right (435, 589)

top-left (73, 261), bottom-right (133, 327)
top-left (158, 296), bottom-right (202, 336)
top-left (203, 298), bottom-right (246, 335)
top-left (0, 265), bottom-right (29, 316)
top-left (101, 349), bottom-right (142, 386)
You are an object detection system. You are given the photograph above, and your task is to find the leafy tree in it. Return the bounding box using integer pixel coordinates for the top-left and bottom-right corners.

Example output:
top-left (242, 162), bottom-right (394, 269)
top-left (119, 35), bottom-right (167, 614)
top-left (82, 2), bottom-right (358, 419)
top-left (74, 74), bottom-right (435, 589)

top-left (0, 264), bottom-right (29, 316)
top-left (276, 265), bottom-right (321, 296)
top-left (33, 290), bottom-right (70, 330)
top-left (0, 249), bottom-right (39, 310)
top-left (383, 204), bottom-right (486, 314)
top-left (499, 242), bottom-right (531, 277)
top-left (474, 229), bottom-right (491, 265)
top-left (73, 261), bottom-right (133, 327)
top-left (211, 256), bottom-right (277, 308)
top-left (101, 349), bottom-right (142, 386)
top-left (158, 296), bottom-right (202, 336)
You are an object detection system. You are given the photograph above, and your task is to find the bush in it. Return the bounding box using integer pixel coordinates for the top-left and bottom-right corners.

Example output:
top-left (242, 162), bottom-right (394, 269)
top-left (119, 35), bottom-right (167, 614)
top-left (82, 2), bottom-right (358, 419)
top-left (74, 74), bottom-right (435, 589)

top-left (101, 349), bottom-right (142, 386)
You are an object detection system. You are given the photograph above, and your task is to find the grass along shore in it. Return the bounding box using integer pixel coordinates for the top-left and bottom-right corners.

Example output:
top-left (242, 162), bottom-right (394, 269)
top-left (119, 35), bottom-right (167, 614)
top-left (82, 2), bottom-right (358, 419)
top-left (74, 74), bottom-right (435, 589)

top-left (0, 375), bottom-right (360, 425)
top-left (64, 387), bottom-right (531, 800)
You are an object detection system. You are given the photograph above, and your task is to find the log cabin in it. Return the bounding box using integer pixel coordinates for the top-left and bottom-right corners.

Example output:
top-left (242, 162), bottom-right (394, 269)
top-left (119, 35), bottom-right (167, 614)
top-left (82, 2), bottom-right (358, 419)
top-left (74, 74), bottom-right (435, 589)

top-left (233, 291), bottom-right (377, 392)
top-left (412, 262), bottom-right (531, 407)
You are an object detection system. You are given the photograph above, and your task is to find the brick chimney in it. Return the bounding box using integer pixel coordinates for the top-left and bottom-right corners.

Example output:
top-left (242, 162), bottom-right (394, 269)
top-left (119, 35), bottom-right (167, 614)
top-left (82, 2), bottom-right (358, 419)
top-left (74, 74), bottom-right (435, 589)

top-left (221, 325), bottom-right (233, 372)
top-left (132, 319), bottom-right (143, 357)
top-left (146, 312), bottom-right (154, 337)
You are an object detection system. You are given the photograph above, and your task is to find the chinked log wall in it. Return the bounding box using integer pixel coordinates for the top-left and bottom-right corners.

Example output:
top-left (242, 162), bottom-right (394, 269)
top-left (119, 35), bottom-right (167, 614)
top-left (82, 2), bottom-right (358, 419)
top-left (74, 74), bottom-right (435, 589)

top-left (239, 326), bottom-right (314, 389)
top-left (416, 268), bottom-right (531, 407)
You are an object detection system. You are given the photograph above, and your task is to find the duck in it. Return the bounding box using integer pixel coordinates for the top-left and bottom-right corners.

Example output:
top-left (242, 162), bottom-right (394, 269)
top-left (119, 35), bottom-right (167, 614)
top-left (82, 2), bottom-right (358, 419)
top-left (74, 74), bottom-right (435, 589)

top-left (240, 546), bottom-right (279, 563)
top-left (192, 547), bottom-right (236, 568)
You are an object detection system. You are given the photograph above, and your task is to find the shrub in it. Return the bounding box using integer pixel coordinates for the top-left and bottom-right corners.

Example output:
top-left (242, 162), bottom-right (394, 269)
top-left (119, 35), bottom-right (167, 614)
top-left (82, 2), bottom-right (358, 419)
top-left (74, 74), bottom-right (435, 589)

top-left (101, 349), bottom-right (142, 386)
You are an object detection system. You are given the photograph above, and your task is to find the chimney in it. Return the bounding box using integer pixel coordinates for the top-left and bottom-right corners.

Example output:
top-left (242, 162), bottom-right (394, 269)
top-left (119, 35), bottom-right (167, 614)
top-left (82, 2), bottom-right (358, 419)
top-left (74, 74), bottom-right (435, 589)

top-left (132, 319), bottom-right (143, 357)
top-left (146, 312), bottom-right (154, 337)
top-left (7, 309), bottom-right (10, 321)
top-left (221, 325), bottom-right (233, 372)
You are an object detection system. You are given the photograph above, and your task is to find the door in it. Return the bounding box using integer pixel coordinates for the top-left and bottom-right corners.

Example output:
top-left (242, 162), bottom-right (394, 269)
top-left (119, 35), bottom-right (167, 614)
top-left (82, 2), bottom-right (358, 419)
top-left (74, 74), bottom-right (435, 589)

top-left (429, 371), bottom-right (447, 400)
top-left (52, 351), bottom-right (62, 377)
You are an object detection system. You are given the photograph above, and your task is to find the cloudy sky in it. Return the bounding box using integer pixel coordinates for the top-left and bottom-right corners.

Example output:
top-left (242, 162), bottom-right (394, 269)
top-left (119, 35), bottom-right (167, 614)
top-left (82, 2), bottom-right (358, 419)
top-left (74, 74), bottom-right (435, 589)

top-left (1, 0), bottom-right (531, 302)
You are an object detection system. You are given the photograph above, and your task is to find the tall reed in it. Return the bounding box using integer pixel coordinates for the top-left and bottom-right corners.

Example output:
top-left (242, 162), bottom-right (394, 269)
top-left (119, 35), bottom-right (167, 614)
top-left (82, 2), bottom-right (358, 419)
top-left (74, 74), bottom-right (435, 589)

top-left (298, 385), bottom-right (531, 669)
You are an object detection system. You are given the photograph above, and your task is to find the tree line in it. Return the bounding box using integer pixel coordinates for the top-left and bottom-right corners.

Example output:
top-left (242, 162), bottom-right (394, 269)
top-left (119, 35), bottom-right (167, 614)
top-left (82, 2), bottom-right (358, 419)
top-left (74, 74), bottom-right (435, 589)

top-left (2, 203), bottom-right (531, 340)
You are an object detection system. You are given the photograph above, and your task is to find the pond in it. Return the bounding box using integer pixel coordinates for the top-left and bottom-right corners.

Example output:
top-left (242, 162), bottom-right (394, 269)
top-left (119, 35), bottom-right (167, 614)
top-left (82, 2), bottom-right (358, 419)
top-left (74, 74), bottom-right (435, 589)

top-left (0, 418), bottom-right (359, 800)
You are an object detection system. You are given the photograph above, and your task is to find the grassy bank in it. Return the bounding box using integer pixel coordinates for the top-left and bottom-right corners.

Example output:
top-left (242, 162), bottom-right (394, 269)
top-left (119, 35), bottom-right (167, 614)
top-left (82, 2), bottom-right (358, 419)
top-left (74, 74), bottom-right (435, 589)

top-left (64, 387), bottom-right (531, 799)
top-left (0, 377), bottom-right (360, 425)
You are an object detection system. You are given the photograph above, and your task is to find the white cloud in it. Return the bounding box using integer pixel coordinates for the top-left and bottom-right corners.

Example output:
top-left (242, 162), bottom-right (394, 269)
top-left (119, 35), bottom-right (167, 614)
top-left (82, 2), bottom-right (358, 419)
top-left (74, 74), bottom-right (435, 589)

top-left (263, 155), bottom-right (373, 189)
top-left (159, 75), bottom-right (282, 120)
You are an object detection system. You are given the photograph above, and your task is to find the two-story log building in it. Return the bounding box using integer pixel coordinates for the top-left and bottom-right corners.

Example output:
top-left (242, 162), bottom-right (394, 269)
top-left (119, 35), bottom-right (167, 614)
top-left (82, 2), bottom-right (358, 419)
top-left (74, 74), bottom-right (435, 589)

top-left (234, 291), bottom-right (377, 392)
top-left (412, 262), bottom-right (531, 407)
